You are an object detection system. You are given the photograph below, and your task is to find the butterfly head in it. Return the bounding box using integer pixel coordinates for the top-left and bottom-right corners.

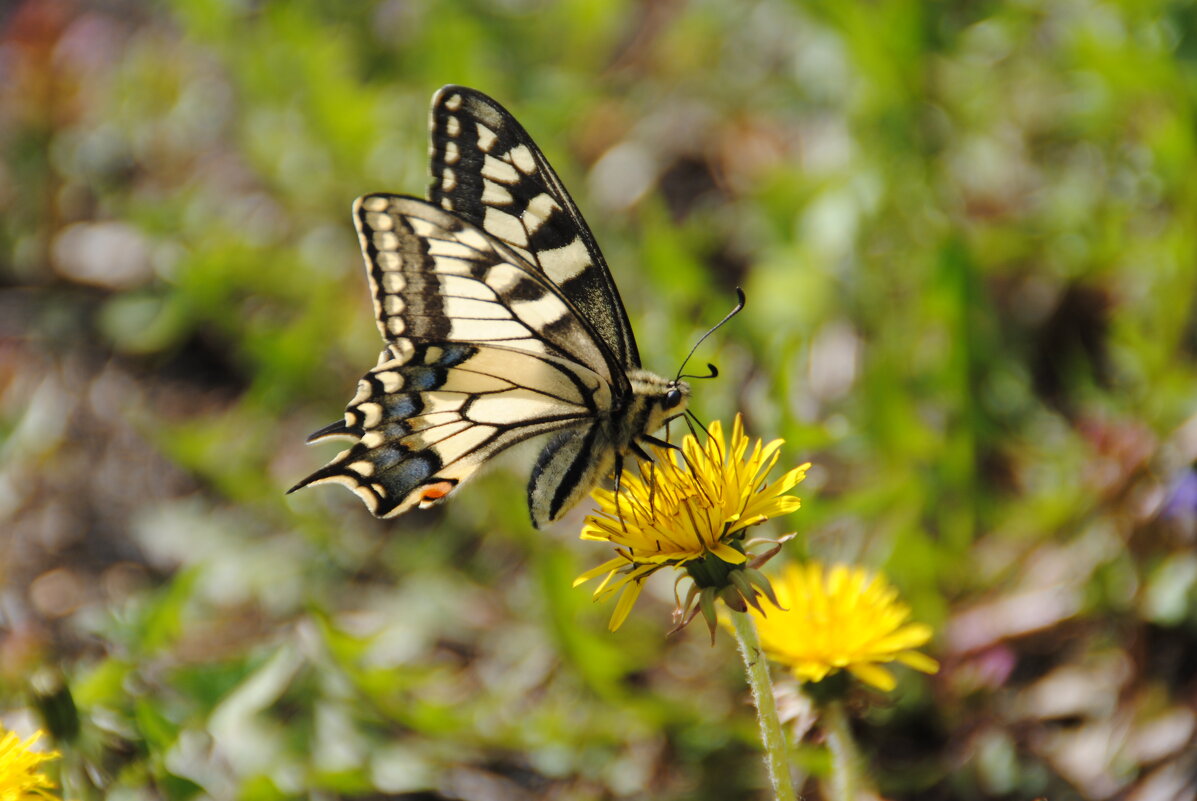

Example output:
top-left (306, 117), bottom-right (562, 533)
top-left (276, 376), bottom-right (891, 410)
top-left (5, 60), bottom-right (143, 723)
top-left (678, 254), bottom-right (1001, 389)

top-left (629, 370), bottom-right (691, 436)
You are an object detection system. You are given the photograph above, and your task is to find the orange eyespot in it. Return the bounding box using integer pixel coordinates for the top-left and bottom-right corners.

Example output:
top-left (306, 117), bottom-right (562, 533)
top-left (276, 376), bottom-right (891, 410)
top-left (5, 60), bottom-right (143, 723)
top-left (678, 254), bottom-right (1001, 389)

top-left (417, 480), bottom-right (456, 508)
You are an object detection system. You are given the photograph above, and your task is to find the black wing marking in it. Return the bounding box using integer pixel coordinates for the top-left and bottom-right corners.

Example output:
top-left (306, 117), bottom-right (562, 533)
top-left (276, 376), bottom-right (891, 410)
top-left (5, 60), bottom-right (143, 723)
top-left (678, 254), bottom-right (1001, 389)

top-left (428, 85), bottom-right (641, 370)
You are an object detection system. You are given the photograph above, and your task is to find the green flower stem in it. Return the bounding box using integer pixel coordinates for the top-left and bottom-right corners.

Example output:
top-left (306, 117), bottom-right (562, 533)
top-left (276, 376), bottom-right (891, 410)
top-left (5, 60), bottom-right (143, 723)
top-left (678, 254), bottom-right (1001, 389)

top-left (729, 610), bottom-right (796, 801)
top-left (822, 699), bottom-right (861, 801)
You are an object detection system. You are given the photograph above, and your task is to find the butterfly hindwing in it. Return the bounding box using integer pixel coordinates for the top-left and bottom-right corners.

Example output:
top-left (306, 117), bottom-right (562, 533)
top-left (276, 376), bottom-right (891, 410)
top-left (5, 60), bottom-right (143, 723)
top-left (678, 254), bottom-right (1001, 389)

top-left (429, 85), bottom-right (640, 371)
top-left (291, 343), bottom-right (610, 518)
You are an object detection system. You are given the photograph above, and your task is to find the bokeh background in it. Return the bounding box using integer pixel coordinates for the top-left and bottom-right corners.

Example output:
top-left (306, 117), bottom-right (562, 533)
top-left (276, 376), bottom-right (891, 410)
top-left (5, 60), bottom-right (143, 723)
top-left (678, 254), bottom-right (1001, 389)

top-left (4, 0), bottom-right (1197, 798)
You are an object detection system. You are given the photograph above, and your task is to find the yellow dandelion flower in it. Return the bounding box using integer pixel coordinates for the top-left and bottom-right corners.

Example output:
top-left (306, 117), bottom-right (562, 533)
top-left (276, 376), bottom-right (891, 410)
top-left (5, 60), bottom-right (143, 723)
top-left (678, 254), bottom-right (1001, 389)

top-left (0, 728), bottom-right (62, 801)
top-left (750, 562), bottom-right (940, 692)
top-left (575, 414), bottom-right (810, 632)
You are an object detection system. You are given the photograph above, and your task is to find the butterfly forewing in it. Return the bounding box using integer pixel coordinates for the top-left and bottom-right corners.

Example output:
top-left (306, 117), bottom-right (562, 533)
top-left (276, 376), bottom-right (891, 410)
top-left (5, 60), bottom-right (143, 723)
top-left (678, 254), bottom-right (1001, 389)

top-left (356, 193), bottom-right (619, 386)
top-left (429, 86), bottom-right (640, 371)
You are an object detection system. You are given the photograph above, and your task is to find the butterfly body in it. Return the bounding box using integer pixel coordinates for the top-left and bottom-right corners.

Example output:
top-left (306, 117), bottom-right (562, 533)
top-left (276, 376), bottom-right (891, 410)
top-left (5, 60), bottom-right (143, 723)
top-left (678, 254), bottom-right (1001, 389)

top-left (527, 368), bottom-right (689, 526)
top-left (290, 87), bottom-right (687, 527)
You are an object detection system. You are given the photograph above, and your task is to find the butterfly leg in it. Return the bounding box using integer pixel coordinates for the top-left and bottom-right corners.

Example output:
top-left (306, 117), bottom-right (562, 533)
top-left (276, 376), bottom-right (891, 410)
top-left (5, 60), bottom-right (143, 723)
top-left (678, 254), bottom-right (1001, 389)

top-left (646, 458), bottom-right (657, 518)
top-left (612, 451), bottom-right (627, 531)
top-left (629, 439), bottom-right (665, 518)
top-left (639, 434), bottom-right (681, 452)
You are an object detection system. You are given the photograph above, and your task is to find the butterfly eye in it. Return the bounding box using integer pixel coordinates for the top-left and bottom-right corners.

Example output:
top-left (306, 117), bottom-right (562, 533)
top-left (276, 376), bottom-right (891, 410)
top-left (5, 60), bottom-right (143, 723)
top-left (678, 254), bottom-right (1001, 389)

top-left (663, 388), bottom-right (683, 409)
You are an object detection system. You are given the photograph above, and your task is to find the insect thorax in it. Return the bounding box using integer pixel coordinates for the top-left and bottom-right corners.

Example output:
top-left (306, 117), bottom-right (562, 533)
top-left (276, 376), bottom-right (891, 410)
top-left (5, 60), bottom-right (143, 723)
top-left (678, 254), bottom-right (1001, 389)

top-left (617, 369), bottom-right (690, 447)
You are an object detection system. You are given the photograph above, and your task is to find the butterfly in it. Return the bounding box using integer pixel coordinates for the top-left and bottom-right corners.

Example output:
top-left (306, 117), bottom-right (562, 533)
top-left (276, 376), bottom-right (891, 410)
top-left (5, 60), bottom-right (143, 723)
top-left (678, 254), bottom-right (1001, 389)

top-left (289, 86), bottom-right (691, 528)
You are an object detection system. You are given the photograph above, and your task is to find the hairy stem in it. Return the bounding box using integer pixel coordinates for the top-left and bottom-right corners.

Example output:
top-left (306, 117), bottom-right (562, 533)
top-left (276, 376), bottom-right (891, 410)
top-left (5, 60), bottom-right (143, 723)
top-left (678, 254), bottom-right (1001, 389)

top-left (729, 610), bottom-right (796, 801)
top-left (823, 699), bottom-right (861, 801)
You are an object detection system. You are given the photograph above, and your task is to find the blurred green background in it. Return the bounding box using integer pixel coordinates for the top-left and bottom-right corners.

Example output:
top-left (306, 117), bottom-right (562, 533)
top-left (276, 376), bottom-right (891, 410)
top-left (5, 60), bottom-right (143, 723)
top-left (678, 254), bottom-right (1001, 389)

top-left (4, 0), bottom-right (1197, 798)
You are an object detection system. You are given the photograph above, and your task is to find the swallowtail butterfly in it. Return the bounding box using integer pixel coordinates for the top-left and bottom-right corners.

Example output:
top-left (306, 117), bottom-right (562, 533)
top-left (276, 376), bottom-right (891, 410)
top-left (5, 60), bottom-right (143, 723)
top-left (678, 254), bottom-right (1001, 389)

top-left (289, 86), bottom-right (689, 528)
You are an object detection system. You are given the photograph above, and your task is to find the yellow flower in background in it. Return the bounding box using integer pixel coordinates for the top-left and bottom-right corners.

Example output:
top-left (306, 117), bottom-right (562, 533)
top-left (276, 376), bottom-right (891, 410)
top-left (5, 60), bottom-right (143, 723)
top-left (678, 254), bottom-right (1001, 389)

top-left (575, 415), bottom-right (810, 632)
top-left (0, 728), bottom-right (62, 801)
top-left (751, 562), bottom-right (939, 691)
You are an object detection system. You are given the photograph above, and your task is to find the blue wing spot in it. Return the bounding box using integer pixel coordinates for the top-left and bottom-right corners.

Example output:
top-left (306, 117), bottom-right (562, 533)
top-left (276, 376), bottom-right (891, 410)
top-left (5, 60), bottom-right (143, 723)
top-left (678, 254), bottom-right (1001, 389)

top-left (406, 367), bottom-right (441, 391)
top-left (436, 343), bottom-right (476, 367)
top-left (384, 394), bottom-right (420, 419)
top-left (379, 452), bottom-right (439, 498)
top-left (369, 444), bottom-right (411, 472)
top-left (377, 421), bottom-right (411, 440)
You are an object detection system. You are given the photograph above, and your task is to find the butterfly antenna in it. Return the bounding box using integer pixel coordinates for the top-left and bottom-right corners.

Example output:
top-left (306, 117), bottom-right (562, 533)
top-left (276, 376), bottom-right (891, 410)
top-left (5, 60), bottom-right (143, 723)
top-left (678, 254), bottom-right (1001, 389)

top-left (675, 287), bottom-right (747, 383)
top-left (681, 363), bottom-right (719, 382)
